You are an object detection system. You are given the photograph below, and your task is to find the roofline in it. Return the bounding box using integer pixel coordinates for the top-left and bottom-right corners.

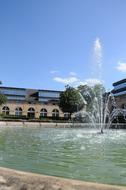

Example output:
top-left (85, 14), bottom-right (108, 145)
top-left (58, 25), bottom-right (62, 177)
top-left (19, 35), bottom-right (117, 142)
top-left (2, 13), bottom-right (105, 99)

top-left (38, 89), bottom-right (61, 93)
top-left (0, 86), bottom-right (26, 90)
top-left (0, 86), bottom-right (62, 93)
top-left (113, 78), bottom-right (126, 86)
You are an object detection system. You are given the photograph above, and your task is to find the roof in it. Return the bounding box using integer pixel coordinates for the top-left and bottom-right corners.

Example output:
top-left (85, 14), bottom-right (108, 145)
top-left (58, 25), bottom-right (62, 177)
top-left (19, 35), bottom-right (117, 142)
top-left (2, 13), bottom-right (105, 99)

top-left (113, 78), bottom-right (126, 86)
top-left (0, 86), bottom-right (62, 93)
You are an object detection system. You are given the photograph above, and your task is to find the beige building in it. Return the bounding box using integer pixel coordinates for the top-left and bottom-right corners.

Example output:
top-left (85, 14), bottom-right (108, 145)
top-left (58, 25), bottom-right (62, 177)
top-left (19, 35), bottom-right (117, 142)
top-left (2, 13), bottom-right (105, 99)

top-left (0, 86), bottom-right (67, 119)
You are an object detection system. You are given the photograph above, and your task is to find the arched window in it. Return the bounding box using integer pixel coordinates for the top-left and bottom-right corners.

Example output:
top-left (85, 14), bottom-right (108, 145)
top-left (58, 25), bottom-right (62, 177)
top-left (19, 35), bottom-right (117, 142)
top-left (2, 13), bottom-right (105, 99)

top-left (52, 109), bottom-right (59, 117)
top-left (2, 106), bottom-right (10, 115)
top-left (15, 107), bottom-right (22, 116)
top-left (40, 108), bottom-right (47, 117)
top-left (27, 107), bottom-right (35, 118)
top-left (64, 112), bottom-right (70, 118)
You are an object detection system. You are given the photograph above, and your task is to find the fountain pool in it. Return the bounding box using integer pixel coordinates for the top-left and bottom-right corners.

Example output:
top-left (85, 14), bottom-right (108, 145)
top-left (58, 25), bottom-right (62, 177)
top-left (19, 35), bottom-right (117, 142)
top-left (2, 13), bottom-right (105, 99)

top-left (0, 126), bottom-right (126, 186)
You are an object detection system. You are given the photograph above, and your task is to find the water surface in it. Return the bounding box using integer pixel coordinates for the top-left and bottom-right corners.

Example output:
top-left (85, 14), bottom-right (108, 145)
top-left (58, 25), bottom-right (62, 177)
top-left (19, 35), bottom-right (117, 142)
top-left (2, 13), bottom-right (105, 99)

top-left (0, 126), bottom-right (126, 186)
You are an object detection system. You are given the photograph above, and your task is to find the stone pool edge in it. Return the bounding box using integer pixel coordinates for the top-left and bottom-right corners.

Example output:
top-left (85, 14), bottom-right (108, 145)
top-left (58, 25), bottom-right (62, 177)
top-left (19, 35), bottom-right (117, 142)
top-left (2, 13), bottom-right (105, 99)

top-left (0, 121), bottom-right (126, 128)
top-left (0, 167), bottom-right (125, 190)
top-left (0, 121), bottom-right (89, 128)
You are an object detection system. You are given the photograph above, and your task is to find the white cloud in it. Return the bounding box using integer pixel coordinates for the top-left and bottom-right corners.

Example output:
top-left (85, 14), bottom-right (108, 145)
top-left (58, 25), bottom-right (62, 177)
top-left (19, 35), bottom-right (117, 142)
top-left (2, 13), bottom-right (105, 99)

top-left (50, 70), bottom-right (59, 74)
top-left (82, 78), bottom-right (102, 86)
top-left (53, 77), bottom-right (79, 85)
top-left (53, 76), bottom-right (102, 87)
top-left (72, 78), bottom-right (102, 87)
top-left (116, 62), bottom-right (126, 72)
top-left (69, 72), bottom-right (77, 76)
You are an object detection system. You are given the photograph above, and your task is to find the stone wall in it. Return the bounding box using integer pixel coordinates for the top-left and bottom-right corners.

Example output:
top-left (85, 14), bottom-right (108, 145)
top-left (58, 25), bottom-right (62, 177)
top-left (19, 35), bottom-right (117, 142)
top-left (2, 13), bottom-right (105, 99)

top-left (0, 167), bottom-right (125, 190)
top-left (0, 101), bottom-right (64, 118)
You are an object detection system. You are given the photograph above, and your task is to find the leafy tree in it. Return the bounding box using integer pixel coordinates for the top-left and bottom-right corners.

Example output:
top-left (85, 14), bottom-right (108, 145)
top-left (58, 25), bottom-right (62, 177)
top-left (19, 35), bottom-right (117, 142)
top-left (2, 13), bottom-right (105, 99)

top-left (78, 84), bottom-right (105, 112)
top-left (59, 85), bottom-right (85, 119)
top-left (0, 81), bottom-right (7, 105)
top-left (78, 85), bottom-right (94, 111)
top-left (0, 93), bottom-right (7, 105)
top-left (93, 84), bottom-right (105, 99)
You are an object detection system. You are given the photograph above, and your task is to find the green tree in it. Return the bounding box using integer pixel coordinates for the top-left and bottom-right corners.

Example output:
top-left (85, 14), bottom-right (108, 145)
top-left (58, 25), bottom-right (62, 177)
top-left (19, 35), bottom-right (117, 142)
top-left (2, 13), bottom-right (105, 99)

top-left (59, 85), bottom-right (85, 119)
top-left (0, 93), bottom-right (7, 105)
top-left (78, 84), bottom-right (105, 112)
top-left (78, 85), bottom-right (94, 111)
top-left (0, 81), bottom-right (7, 105)
top-left (93, 84), bottom-right (105, 98)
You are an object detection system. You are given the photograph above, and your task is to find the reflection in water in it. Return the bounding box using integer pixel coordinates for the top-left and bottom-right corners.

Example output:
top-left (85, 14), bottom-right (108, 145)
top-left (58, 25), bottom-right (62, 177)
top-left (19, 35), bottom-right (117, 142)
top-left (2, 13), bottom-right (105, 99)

top-left (0, 126), bottom-right (126, 186)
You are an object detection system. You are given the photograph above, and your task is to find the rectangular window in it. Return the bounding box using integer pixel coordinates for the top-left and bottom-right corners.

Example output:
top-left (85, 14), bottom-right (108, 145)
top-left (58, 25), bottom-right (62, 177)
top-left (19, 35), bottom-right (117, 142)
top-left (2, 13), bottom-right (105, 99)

top-left (39, 91), bottom-right (60, 98)
top-left (114, 82), bottom-right (126, 90)
top-left (7, 96), bottom-right (25, 100)
top-left (0, 89), bottom-right (26, 96)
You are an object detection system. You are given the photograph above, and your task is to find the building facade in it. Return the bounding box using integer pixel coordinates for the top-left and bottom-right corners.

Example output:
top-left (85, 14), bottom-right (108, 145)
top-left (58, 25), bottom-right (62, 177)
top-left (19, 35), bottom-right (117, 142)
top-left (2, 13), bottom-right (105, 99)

top-left (111, 78), bottom-right (126, 109)
top-left (0, 86), bottom-right (67, 119)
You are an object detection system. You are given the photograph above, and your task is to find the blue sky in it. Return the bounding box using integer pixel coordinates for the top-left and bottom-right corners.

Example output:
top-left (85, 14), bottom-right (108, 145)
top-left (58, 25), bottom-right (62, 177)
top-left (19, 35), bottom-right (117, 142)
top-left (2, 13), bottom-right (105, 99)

top-left (0, 0), bottom-right (126, 91)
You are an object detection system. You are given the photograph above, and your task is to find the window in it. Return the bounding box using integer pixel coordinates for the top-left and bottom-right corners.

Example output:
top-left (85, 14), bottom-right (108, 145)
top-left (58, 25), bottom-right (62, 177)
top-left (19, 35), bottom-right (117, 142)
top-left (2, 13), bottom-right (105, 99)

top-left (114, 82), bottom-right (126, 90)
top-left (15, 107), bottom-right (22, 116)
top-left (114, 90), bottom-right (126, 96)
top-left (39, 98), bottom-right (50, 102)
top-left (7, 96), bottom-right (25, 101)
top-left (2, 106), bottom-right (10, 115)
top-left (39, 91), bottom-right (60, 98)
top-left (64, 112), bottom-right (70, 118)
top-left (27, 107), bottom-right (35, 118)
top-left (52, 109), bottom-right (59, 117)
top-left (40, 108), bottom-right (47, 117)
top-left (0, 89), bottom-right (26, 96)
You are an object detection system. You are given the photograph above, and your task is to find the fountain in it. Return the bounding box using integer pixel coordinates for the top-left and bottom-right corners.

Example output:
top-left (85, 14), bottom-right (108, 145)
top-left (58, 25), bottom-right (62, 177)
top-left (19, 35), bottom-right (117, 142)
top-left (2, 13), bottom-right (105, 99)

top-left (75, 38), bottom-right (106, 131)
top-left (0, 38), bottom-right (126, 187)
top-left (75, 86), bottom-right (109, 131)
top-left (75, 38), bottom-right (126, 131)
